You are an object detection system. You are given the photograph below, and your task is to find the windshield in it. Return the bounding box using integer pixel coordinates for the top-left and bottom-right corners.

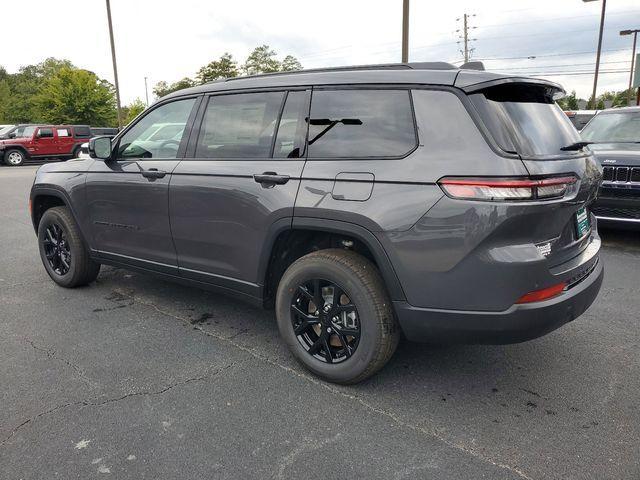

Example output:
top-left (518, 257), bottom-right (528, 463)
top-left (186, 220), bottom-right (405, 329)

top-left (470, 83), bottom-right (581, 158)
top-left (581, 111), bottom-right (640, 145)
top-left (0, 125), bottom-right (14, 135)
top-left (15, 126), bottom-right (36, 138)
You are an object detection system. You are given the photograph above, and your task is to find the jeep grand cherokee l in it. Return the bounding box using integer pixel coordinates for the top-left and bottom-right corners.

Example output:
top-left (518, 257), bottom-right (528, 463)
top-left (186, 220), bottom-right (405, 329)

top-left (29, 63), bottom-right (604, 383)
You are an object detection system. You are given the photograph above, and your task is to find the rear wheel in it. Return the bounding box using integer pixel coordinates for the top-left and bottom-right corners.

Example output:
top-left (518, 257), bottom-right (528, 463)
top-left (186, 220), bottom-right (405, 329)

top-left (276, 249), bottom-right (399, 384)
top-left (38, 206), bottom-right (100, 287)
top-left (4, 149), bottom-right (26, 166)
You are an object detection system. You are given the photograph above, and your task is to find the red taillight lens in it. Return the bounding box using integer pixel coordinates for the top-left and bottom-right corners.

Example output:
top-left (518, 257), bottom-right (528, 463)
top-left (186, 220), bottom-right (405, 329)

top-left (516, 282), bottom-right (566, 304)
top-left (439, 176), bottom-right (577, 202)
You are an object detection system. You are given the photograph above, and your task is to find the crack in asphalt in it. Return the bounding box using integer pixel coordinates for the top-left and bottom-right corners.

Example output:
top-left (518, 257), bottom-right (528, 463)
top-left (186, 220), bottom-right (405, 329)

top-left (24, 337), bottom-right (99, 389)
top-left (115, 288), bottom-right (534, 480)
top-left (0, 360), bottom-right (241, 447)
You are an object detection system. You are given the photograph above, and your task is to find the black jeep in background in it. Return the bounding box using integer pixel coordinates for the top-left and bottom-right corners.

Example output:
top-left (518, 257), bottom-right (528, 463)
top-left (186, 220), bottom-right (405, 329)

top-left (582, 107), bottom-right (640, 228)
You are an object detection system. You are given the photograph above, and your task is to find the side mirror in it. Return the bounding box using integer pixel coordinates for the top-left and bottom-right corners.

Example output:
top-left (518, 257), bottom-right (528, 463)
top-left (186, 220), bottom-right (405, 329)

top-left (8, 132), bottom-right (15, 139)
top-left (88, 136), bottom-right (113, 160)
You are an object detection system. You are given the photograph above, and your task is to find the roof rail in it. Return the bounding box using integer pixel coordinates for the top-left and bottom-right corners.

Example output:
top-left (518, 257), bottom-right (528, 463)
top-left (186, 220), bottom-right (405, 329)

top-left (220, 61), bottom-right (458, 83)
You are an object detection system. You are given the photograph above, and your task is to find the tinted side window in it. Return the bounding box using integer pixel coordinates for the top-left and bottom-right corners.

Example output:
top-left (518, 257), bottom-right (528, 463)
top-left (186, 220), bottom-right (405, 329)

top-left (308, 89), bottom-right (416, 158)
top-left (274, 91), bottom-right (308, 158)
top-left (39, 128), bottom-right (54, 138)
top-left (117, 98), bottom-right (195, 159)
top-left (196, 92), bottom-right (284, 159)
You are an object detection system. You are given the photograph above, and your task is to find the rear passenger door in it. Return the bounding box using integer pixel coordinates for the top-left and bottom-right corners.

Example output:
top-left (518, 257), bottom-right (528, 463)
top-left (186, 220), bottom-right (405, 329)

top-left (169, 89), bottom-right (309, 298)
top-left (32, 127), bottom-right (57, 156)
top-left (55, 127), bottom-right (73, 155)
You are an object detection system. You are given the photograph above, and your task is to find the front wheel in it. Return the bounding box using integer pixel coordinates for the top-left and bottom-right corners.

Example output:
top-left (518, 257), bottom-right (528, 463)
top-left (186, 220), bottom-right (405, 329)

top-left (38, 206), bottom-right (100, 287)
top-left (4, 149), bottom-right (26, 166)
top-left (276, 249), bottom-right (399, 384)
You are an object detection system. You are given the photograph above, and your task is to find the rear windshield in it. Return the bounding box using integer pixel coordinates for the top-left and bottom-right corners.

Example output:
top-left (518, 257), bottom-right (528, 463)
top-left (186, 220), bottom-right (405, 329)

top-left (581, 111), bottom-right (640, 144)
top-left (470, 83), bottom-right (581, 158)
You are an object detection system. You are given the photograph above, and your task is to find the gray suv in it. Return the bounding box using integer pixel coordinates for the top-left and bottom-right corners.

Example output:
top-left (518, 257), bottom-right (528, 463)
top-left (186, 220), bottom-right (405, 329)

top-left (30, 63), bottom-right (604, 383)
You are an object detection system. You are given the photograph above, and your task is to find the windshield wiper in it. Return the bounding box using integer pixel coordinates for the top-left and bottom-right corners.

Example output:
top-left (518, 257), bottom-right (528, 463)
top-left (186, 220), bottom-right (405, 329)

top-left (560, 141), bottom-right (593, 151)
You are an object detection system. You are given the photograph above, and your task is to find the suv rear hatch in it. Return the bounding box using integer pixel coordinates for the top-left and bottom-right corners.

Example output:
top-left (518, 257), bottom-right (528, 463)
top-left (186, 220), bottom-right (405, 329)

top-left (462, 79), bottom-right (602, 267)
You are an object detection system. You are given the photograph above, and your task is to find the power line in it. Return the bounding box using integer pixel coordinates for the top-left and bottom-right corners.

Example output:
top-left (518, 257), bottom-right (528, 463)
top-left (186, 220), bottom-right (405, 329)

top-left (477, 9), bottom-right (639, 30)
top-left (511, 70), bottom-right (629, 77)
top-left (494, 60), bottom-right (630, 71)
top-left (477, 48), bottom-right (631, 61)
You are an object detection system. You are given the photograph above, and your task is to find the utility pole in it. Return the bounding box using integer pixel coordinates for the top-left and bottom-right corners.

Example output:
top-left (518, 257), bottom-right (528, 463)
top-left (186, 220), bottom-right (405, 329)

top-left (583, 0), bottom-right (607, 109)
top-left (144, 76), bottom-right (149, 106)
top-left (457, 13), bottom-right (476, 63)
top-left (402, 0), bottom-right (409, 63)
top-left (620, 29), bottom-right (639, 106)
top-left (106, 0), bottom-right (123, 129)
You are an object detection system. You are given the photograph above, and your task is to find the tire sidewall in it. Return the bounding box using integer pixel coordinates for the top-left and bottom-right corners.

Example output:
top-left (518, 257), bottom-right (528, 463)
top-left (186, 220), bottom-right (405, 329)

top-left (276, 255), bottom-right (384, 383)
top-left (38, 209), bottom-right (82, 287)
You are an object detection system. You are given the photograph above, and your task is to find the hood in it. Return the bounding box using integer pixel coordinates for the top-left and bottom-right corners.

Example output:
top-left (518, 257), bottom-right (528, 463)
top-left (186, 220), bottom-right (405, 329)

top-left (591, 149), bottom-right (640, 167)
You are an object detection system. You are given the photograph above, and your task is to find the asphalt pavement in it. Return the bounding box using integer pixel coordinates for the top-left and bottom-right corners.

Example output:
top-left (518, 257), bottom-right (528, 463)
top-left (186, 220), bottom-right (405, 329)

top-left (1, 165), bottom-right (639, 480)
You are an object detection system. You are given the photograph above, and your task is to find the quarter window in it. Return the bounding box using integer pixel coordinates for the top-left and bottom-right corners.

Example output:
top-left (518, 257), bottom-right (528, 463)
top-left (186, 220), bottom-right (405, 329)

top-left (56, 128), bottom-right (70, 137)
top-left (308, 89), bottom-right (416, 158)
top-left (117, 98), bottom-right (196, 159)
top-left (196, 92), bottom-right (285, 158)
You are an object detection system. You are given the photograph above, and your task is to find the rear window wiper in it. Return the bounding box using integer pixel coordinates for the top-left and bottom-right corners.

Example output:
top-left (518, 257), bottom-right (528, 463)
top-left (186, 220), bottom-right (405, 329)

top-left (560, 141), bottom-right (593, 151)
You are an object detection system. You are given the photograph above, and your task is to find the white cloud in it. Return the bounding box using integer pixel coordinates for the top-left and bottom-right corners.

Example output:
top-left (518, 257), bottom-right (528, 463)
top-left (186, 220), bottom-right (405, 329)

top-left (1, 0), bottom-right (638, 104)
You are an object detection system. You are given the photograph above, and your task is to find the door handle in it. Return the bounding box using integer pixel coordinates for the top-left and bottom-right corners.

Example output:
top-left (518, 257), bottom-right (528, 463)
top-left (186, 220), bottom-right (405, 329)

top-left (141, 168), bottom-right (167, 179)
top-left (253, 172), bottom-right (290, 185)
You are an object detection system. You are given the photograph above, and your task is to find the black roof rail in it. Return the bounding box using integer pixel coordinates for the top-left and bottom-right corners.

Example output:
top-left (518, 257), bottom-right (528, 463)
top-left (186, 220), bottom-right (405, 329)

top-left (220, 61), bottom-right (458, 83)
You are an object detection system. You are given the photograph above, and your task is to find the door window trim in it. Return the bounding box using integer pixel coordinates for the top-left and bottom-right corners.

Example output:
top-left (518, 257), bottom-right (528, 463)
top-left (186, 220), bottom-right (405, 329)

top-left (185, 87), bottom-right (311, 161)
top-left (110, 94), bottom-right (203, 162)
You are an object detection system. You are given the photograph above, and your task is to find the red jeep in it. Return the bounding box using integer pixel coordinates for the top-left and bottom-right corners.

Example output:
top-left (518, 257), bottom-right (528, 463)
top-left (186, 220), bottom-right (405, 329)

top-left (0, 125), bottom-right (92, 166)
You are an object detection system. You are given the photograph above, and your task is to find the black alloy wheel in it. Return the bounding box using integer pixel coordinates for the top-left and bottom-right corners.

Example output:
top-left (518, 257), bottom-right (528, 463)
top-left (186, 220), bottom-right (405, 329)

top-left (291, 278), bottom-right (360, 364)
top-left (42, 222), bottom-right (71, 276)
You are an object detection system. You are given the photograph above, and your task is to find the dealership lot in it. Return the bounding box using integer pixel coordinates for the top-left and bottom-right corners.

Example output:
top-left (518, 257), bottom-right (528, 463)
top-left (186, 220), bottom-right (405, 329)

top-left (1, 166), bottom-right (639, 479)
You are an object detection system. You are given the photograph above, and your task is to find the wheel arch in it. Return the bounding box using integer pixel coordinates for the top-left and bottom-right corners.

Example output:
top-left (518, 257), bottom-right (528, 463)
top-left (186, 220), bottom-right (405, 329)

top-left (30, 187), bottom-right (89, 246)
top-left (260, 217), bottom-right (406, 306)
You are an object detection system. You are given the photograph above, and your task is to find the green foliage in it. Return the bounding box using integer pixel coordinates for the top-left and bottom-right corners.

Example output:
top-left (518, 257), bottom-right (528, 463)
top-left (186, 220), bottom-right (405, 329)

top-left (123, 98), bottom-right (147, 125)
top-left (153, 77), bottom-right (196, 98)
top-left (557, 90), bottom-right (580, 110)
top-left (34, 67), bottom-right (117, 126)
top-left (280, 55), bottom-right (302, 72)
top-left (243, 44), bottom-right (282, 75)
top-left (0, 58), bottom-right (118, 126)
top-left (196, 53), bottom-right (239, 84)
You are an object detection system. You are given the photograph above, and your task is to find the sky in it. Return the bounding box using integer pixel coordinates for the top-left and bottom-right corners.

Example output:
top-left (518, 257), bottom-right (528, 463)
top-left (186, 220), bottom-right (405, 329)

top-left (1, 0), bottom-right (639, 105)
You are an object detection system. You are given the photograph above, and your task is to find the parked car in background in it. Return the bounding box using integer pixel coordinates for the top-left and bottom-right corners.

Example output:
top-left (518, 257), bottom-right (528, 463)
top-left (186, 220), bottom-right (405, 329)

top-left (0, 125), bottom-right (14, 134)
top-left (565, 110), bottom-right (599, 130)
top-left (29, 62), bottom-right (603, 383)
top-left (0, 125), bottom-right (92, 166)
top-left (581, 106), bottom-right (640, 228)
top-left (91, 127), bottom-right (119, 138)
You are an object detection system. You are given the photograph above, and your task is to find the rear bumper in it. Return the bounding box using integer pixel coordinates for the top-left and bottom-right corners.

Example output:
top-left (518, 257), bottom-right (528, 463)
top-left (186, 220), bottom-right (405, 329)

top-left (394, 255), bottom-right (603, 344)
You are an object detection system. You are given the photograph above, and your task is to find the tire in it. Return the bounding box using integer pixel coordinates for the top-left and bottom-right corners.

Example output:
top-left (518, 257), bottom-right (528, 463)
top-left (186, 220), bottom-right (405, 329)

top-left (4, 149), bottom-right (26, 166)
top-left (37, 206), bottom-right (100, 288)
top-left (72, 146), bottom-right (82, 158)
top-left (276, 249), bottom-right (399, 384)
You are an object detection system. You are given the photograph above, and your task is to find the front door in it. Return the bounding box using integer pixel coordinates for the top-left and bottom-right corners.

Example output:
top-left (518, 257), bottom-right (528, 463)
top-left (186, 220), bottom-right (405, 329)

top-left (86, 96), bottom-right (199, 273)
top-left (32, 127), bottom-right (57, 156)
top-left (170, 90), bottom-right (309, 298)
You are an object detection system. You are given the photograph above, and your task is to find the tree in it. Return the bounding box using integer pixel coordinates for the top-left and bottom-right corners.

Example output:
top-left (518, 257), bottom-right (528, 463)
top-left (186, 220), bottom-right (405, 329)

top-left (34, 67), bottom-right (117, 126)
top-left (243, 45), bottom-right (281, 75)
top-left (124, 98), bottom-right (147, 125)
top-left (280, 55), bottom-right (302, 72)
top-left (557, 90), bottom-right (580, 110)
top-left (153, 77), bottom-right (195, 98)
top-left (196, 53), bottom-right (239, 84)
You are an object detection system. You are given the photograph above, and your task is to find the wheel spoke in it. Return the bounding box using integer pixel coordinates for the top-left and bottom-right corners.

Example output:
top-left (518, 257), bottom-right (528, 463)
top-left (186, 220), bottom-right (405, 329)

top-left (307, 336), bottom-right (324, 355)
top-left (322, 337), bottom-right (333, 363)
top-left (297, 285), bottom-right (314, 301)
top-left (46, 228), bottom-right (56, 245)
top-left (312, 279), bottom-right (323, 309)
top-left (332, 332), bottom-right (353, 358)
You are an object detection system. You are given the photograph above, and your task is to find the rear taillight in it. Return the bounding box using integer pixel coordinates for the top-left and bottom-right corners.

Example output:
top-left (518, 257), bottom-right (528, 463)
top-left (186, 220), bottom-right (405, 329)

top-left (516, 282), bottom-right (566, 304)
top-left (438, 176), bottom-right (577, 202)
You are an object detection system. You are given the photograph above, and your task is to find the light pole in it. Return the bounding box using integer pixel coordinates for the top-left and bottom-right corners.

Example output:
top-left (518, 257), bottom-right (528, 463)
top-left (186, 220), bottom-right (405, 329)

top-left (620, 29), bottom-right (639, 106)
top-left (583, 0), bottom-right (607, 109)
top-left (144, 76), bottom-right (149, 106)
top-left (106, 0), bottom-right (123, 129)
top-left (402, 0), bottom-right (409, 63)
